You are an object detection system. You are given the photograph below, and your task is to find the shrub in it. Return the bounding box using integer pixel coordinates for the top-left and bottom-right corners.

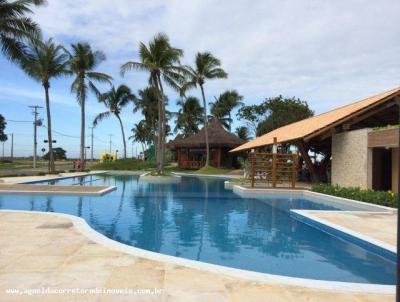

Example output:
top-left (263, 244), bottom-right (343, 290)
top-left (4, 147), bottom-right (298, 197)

top-left (312, 183), bottom-right (397, 208)
top-left (92, 159), bottom-right (157, 171)
top-left (37, 172), bottom-right (46, 176)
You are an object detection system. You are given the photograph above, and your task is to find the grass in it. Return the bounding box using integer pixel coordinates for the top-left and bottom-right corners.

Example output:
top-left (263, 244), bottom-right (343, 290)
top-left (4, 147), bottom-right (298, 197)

top-left (0, 160), bottom-right (46, 170)
top-left (92, 159), bottom-right (157, 171)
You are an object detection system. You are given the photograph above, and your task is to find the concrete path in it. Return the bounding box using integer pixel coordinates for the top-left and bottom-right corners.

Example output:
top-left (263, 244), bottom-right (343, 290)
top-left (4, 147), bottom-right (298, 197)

top-left (0, 212), bottom-right (393, 302)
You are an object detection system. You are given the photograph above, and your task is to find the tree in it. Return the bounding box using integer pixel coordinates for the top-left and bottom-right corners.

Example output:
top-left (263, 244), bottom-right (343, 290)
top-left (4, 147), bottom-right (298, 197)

top-left (133, 86), bottom-right (160, 157)
top-left (68, 42), bottom-right (112, 170)
top-left (0, 114), bottom-right (7, 141)
top-left (235, 126), bottom-right (250, 141)
top-left (181, 52), bottom-right (227, 166)
top-left (175, 96), bottom-right (203, 137)
top-left (19, 38), bottom-right (69, 172)
top-left (237, 96), bottom-right (313, 136)
top-left (43, 147), bottom-right (67, 161)
top-left (210, 90), bottom-right (243, 131)
top-left (130, 121), bottom-right (150, 157)
top-left (0, 0), bottom-right (43, 62)
top-left (93, 85), bottom-right (135, 159)
top-left (121, 33), bottom-right (185, 174)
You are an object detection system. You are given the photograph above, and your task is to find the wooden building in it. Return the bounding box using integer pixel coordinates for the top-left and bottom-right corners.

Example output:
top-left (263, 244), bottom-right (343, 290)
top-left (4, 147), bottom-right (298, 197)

top-left (231, 87), bottom-right (400, 192)
top-left (168, 119), bottom-right (245, 169)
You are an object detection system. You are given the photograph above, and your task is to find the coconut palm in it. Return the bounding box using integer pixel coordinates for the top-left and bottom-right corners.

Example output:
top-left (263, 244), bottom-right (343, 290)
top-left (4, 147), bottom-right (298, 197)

top-left (133, 87), bottom-right (159, 154)
top-left (69, 42), bottom-right (112, 170)
top-left (19, 38), bottom-right (69, 172)
top-left (181, 52), bottom-right (227, 166)
top-left (130, 121), bottom-right (150, 157)
top-left (93, 85), bottom-right (135, 158)
top-left (235, 126), bottom-right (250, 141)
top-left (175, 96), bottom-right (203, 137)
top-left (121, 32), bottom-right (185, 173)
top-left (0, 0), bottom-right (43, 61)
top-left (210, 90), bottom-right (243, 131)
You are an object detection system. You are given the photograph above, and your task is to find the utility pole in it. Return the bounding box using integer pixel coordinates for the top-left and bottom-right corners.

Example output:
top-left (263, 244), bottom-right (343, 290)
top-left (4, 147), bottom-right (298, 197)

top-left (89, 126), bottom-right (94, 160)
top-left (10, 133), bottom-right (13, 159)
top-left (29, 105), bottom-right (42, 168)
top-left (109, 134), bottom-right (113, 153)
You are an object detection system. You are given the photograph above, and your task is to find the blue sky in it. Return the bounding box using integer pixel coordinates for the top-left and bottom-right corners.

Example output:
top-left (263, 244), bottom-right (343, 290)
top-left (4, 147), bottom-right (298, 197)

top-left (1, 0), bottom-right (400, 158)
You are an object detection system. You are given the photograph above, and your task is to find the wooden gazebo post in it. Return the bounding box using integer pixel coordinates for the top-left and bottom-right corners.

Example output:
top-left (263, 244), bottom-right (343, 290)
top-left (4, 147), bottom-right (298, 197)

top-left (272, 137), bottom-right (277, 188)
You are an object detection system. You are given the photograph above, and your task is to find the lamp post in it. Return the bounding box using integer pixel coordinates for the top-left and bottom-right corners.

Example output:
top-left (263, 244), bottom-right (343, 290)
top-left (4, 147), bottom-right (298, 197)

top-left (43, 139), bottom-right (56, 172)
top-left (116, 150), bottom-right (119, 160)
top-left (84, 146), bottom-right (90, 162)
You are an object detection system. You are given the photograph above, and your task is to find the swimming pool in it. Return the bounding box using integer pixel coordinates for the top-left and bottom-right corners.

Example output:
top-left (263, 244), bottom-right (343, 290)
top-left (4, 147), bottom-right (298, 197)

top-left (0, 174), bottom-right (395, 284)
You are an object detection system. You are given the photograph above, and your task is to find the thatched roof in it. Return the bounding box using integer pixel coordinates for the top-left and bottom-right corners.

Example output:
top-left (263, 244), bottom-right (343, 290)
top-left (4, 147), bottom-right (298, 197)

top-left (231, 87), bottom-right (400, 152)
top-left (168, 118), bottom-right (245, 149)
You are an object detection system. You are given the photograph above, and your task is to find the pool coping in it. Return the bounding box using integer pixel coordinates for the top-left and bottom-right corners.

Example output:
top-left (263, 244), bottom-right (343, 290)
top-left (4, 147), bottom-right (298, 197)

top-left (0, 209), bottom-right (394, 294)
top-left (290, 209), bottom-right (396, 261)
top-left (172, 172), bottom-right (241, 179)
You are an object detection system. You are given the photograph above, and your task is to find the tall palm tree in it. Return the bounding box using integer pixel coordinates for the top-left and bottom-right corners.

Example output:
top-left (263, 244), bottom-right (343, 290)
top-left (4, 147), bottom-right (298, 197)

top-left (181, 52), bottom-right (227, 166)
top-left (235, 126), bottom-right (250, 141)
top-left (133, 87), bottom-right (159, 157)
top-left (121, 33), bottom-right (185, 174)
top-left (69, 42), bottom-right (112, 170)
top-left (93, 85), bottom-right (135, 159)
top-left (210, 90), bottom-right (243, 131)
top-left (130, 121), bottom-right (150, 157)
top-left (175, 96), bottom-right (203, 137)
top-left (0, 0), bottom-right (43, 61)
top-left (20, 38), bottom-right (69, 172)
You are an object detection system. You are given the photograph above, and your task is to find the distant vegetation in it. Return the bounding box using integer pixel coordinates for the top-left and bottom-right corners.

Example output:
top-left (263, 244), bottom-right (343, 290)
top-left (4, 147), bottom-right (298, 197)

top-left (312, 184), bottom-right (397, 208)
top-left (93, 159), bottom-right (157, 171)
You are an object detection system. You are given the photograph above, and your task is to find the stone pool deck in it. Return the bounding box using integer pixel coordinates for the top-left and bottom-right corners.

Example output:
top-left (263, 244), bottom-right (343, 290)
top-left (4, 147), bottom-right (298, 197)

top-left (299, 210), bottom-right (396, 247)
top-left (0, 211), bottom-right (393, 302)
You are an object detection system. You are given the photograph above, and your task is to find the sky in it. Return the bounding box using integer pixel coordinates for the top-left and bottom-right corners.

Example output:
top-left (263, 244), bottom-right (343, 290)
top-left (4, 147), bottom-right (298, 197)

top-left (0, 0), bottom-right (399, 158)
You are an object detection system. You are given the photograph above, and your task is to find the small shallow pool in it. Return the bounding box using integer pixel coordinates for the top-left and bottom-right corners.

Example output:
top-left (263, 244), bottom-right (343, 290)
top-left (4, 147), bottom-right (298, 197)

top-left (0, 174), bottom-right (395, 284)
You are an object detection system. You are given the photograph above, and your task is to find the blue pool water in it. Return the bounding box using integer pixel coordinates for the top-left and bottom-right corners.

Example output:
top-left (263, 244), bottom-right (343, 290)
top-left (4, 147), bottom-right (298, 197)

top-left (0, 174), bottom-right (395, 284)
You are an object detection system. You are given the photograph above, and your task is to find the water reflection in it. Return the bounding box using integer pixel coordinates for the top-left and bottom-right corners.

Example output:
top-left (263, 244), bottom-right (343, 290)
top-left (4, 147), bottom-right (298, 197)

top-left (0, 175), bottom-right (395, 284)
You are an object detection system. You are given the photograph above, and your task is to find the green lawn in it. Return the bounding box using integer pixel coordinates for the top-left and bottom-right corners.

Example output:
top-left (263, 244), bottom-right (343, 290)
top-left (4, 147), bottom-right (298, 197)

top-left (0, 160), bottom-right (46, 170)
top-left (92, 159), bottom-right (157, 171)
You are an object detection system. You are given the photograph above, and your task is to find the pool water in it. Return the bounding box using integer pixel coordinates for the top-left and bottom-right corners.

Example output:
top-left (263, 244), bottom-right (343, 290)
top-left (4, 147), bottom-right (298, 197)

top-left (0, 174), bottom-right (395, 284)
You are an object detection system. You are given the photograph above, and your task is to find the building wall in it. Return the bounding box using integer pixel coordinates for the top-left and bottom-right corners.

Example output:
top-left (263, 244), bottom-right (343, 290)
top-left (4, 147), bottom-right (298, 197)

top-left (331, 128), bottom-right (372, 189)
top-left (392, 148), bottom-right (398, 193)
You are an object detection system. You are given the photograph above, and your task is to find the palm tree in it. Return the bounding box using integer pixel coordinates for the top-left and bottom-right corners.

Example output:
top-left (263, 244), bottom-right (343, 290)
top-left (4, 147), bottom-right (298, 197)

top-left (235, 126), bottom-right (250, 141)
top-left (175, 96), bottom-right (203, 137)
top-left (210, 90), bottom-right (243, 131)
top-left (69, 42), bottom-right (112, 170)
top-left (93, 85), bottom-right (135, 159)
top-left (121, 33), bottom-right (185, 174)
top-left (181, 52), bottom-right (227, 166)
top-left (133, 87), bottom-right (159, 157)
top-left (20, 38), bottom-right (69, 172)
top-left (130, 121), bottom-right (150, 157)
top-left (0, 0), bottom-right (43, 61)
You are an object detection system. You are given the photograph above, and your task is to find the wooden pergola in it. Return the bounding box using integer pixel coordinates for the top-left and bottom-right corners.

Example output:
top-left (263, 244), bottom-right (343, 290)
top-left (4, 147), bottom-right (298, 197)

top-left (167, 119), bottom-right (245, 169)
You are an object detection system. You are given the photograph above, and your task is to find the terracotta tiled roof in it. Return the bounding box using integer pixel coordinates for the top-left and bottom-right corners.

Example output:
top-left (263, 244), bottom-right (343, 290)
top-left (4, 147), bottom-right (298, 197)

top-left (230, 87), bottom-right (400, 152)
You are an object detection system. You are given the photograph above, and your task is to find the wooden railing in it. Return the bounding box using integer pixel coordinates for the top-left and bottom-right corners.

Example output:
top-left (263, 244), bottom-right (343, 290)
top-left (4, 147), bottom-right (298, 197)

top-left (248, 152), bottom-right (298, 188)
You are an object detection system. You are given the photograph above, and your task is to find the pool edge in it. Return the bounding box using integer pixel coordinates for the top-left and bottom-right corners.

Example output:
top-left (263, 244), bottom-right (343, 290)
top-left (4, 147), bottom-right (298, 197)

top-left (0, 209), bottom-right (394, 295)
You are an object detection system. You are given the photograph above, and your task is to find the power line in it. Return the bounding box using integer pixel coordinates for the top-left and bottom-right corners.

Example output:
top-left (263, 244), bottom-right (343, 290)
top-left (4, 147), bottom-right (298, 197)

top-left (6, 119), bottom-right (32, 123)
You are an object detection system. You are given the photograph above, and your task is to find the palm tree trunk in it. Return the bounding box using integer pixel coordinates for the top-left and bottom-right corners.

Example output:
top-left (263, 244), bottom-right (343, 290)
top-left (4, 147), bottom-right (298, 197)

top-left (79, 85), bottom-right (85, 171)
top-left (200, 84), bottom-right (210, 167)
top-left (116, 114), bottom-right (127, 158)
top-left (157, 73), bottom-right (166, 173)
top-left (44, 84), bottom-right (55, 173)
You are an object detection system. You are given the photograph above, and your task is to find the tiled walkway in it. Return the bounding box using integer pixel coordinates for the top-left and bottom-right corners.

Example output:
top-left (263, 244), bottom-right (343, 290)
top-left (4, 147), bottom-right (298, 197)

top-left (0, 212), bottom-right (393, 302)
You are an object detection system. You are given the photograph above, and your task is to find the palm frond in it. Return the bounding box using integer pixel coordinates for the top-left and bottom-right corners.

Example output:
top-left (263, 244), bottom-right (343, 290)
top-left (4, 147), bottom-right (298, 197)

top-left (92, 111), bottom-right (111, 127)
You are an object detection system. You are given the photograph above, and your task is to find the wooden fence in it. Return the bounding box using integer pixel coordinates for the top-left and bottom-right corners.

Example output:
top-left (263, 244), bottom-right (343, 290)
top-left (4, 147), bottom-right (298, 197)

top-left (248, 152), bottom-right (298, 188)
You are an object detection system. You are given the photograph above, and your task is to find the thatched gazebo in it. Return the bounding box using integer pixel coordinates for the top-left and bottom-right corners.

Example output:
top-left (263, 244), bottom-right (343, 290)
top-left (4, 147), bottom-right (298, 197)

top-left (167, 118), bottom-right (245, 169)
